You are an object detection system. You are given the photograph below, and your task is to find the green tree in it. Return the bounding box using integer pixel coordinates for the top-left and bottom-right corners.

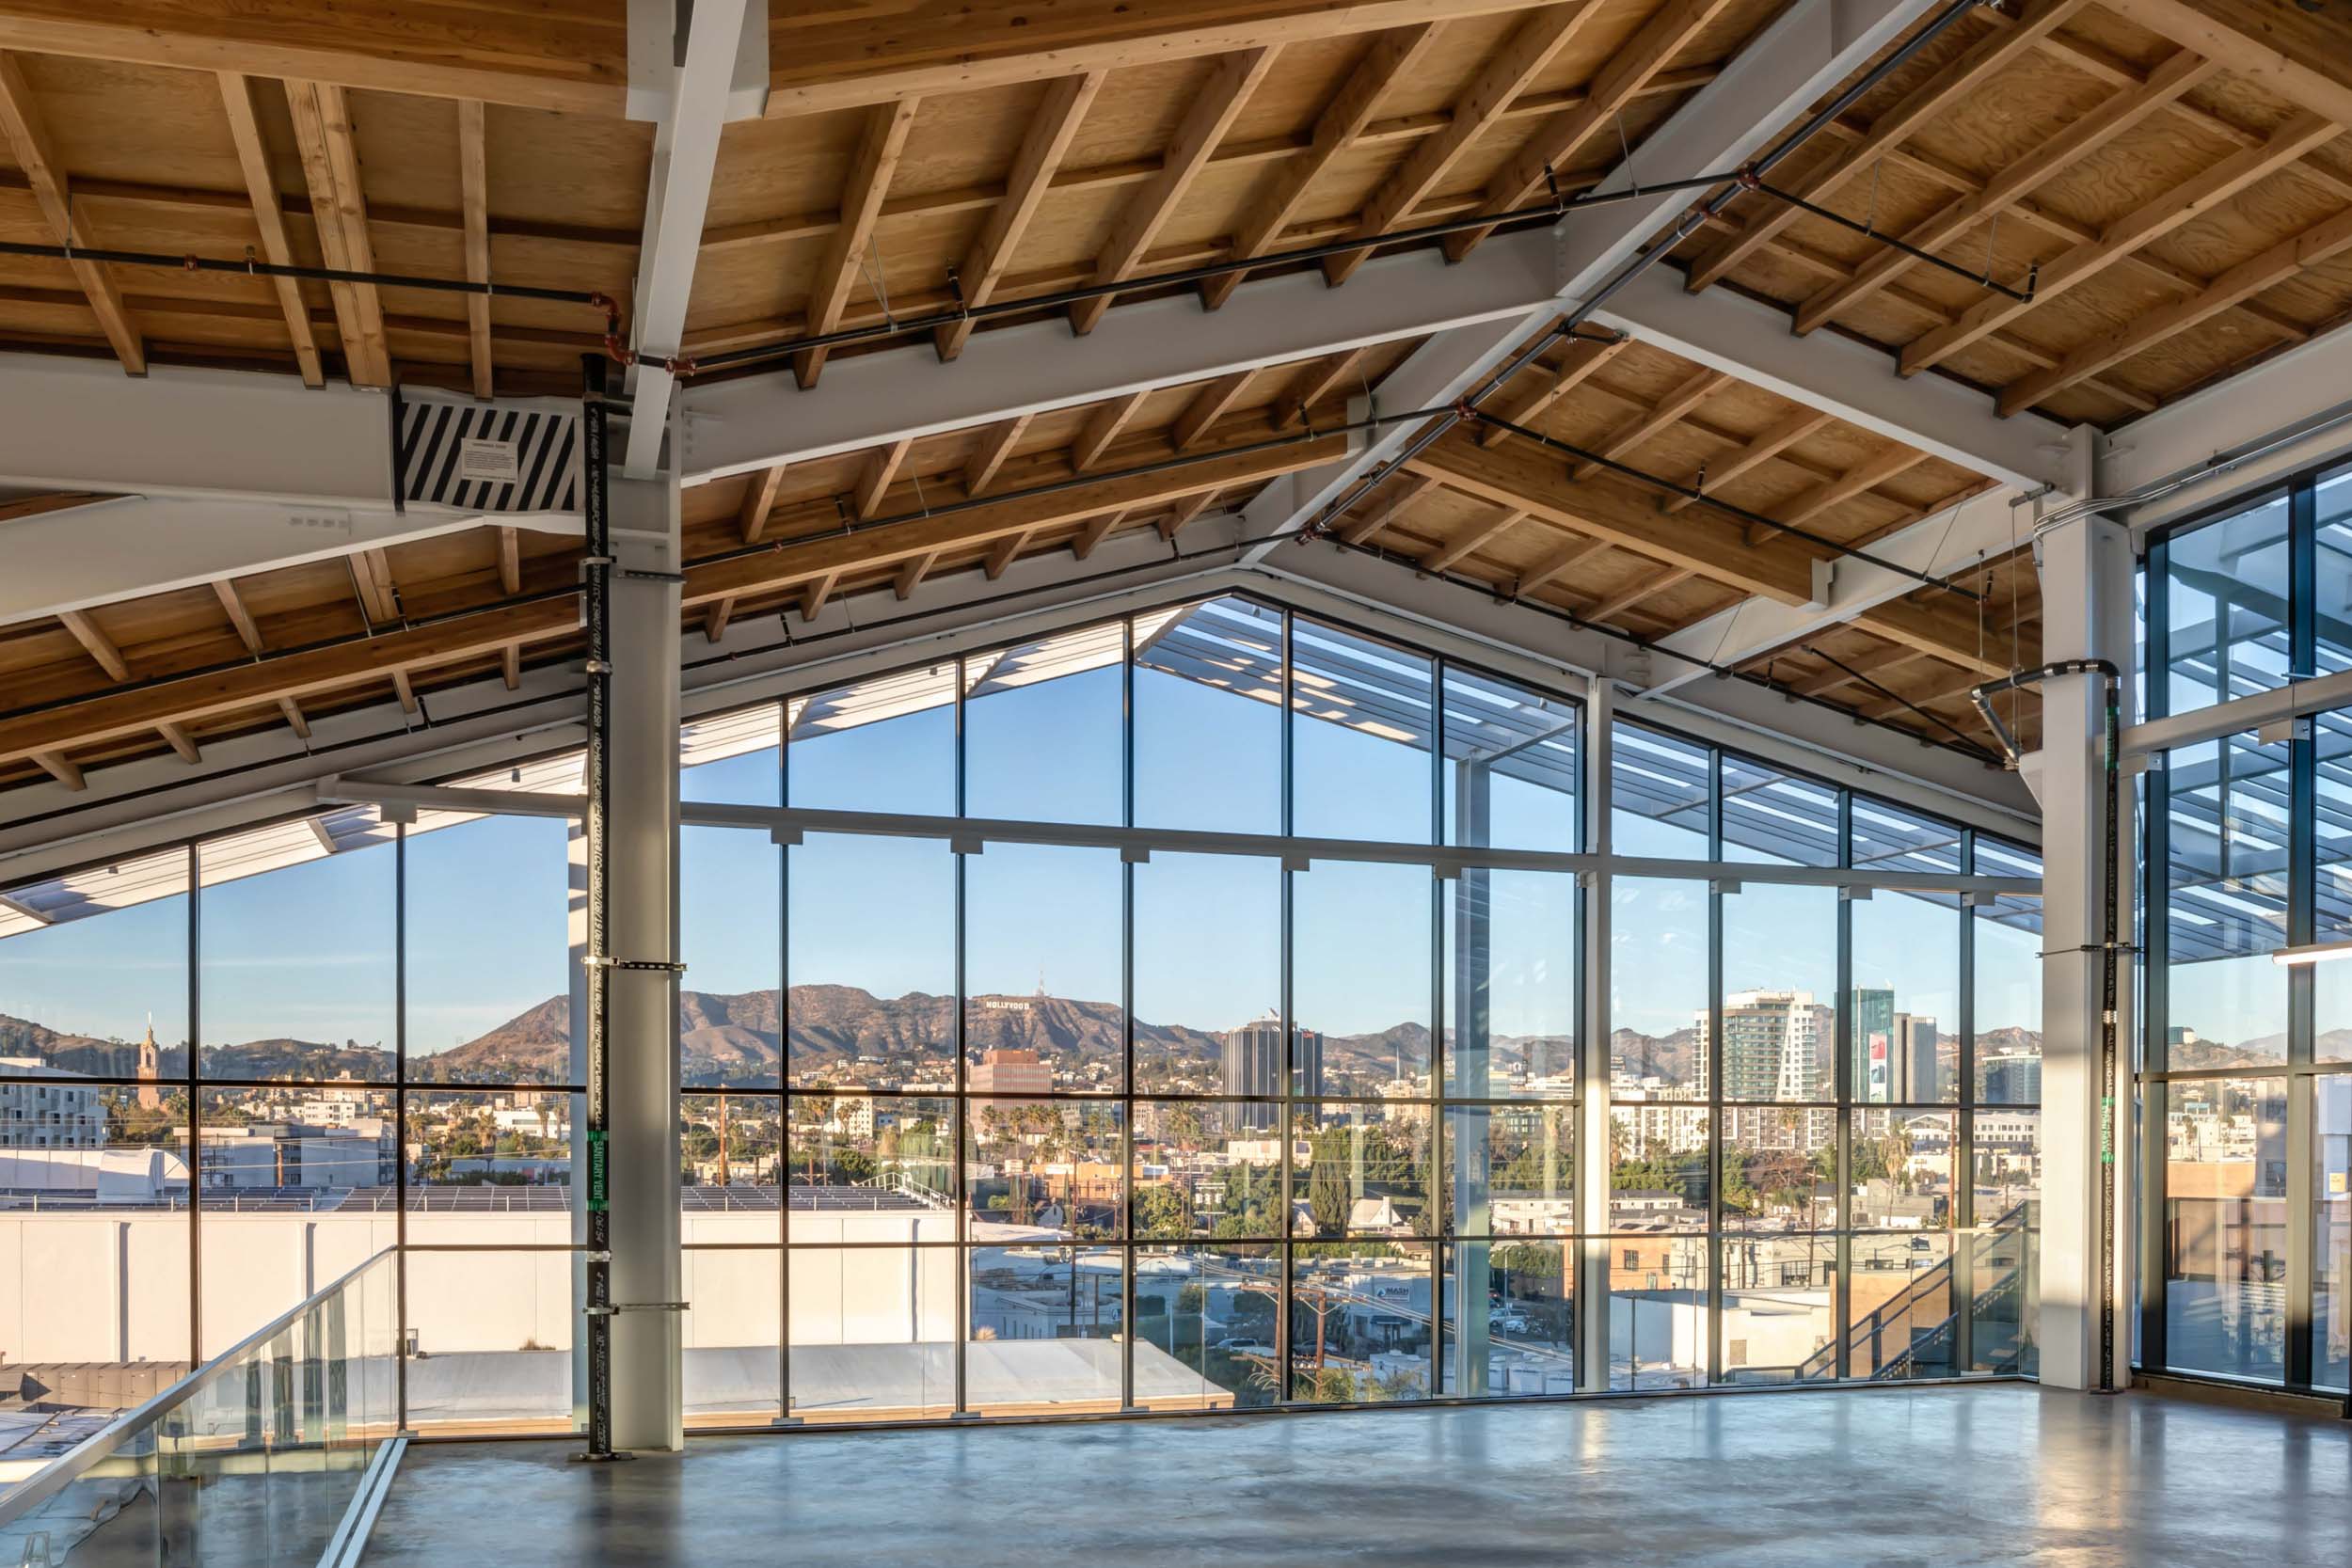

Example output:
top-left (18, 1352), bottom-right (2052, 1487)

top-left (1307, 1127), bottom-right (1352, 1236)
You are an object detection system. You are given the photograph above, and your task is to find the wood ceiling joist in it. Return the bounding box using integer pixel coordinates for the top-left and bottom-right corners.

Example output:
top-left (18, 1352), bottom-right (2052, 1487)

top-left (800, 570), bottom-right (842, 621)
top-left (31, 751), bottom-right (83, 791)
top-left (1161, 488), bottom-right (1222, 541)
top-left (1333, 472), bottom-right (1437, 546)
top-left (2102, 0), bottom-right (2352, 129)
top-left (739, 465), bottom-right (787, 545)
top-left (1514, 535), bottom-right (1613, 598)
top-left (1200, 22), bottom-right (1439, 310)
top-left (795, 98), bottom-right (921, 389)
top-left (0, 3), bottom-right (628, 117)
top-left (895, 548), bottom-right (943, 599)
top-left (1070, 47), bottom-right (1280, 336)
top-left (1279, 348), bottom-right (1367, 429)
top-left (1683, 0), bottom-right (2088, 294)
top-left (1570, 366), bottom-right (1727, 482)
top-left (496, 528), bottom-right (521, 595)
top-left (1739, 444), bottom-right (1925, 546)
top-left (1073, 389), bottom-right (1151, 472)
top-left (351, 548), bottom-right (400, 626)
top-left (1898, 111), bottom-right (2343, 378)
top-left (216, 72), bottom-right (323, 388)
top-left (936, 71), bottom-right (1103, 361)
top-left (853, 436), bottom-right (914, 520)
top-left (458, 100), bottom-right (493, 400)
top-left (1172, 371), bottom-right (1255, 451)
top-left (1073, 507), bottom-right (1130, 560)
top-left (1794, 644), bottom-right (1931, 701)
top-left (1323, 3), bottom-right (1596, 288)
top-left (1479, 334), bottom-right (1629, 447)
top-left (1997, 202), bottom-right (2352, 417)
top-left (1444, 0), bottom-right (1740, 262)
top-left (284, 79), bottom-right (390, 387)
top-left (1586, 567), bottom-right (1693, 626)
top-left (1789, 48), bottom-right (2218, 338)
top-left (55, 609), bottom-right (128, 683)
top-left (1661, 405), bottom-right (1832, 514)
top-left (0, 51), bottom-right (144, 373)
top-left (156, 720), bottom-right (199, 763)
top-left (1422, 506), bottom-right (1526, 575)
top-left (965, 414), bottom-right (1031, 497)
top-left (212, 578), bottom-right (311, 739)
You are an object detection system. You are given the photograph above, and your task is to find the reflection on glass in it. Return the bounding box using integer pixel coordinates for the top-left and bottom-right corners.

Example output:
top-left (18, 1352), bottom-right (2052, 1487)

top-left (1294, 861), bottom-right (1430, 1095)
top-left (2319, 1075), bottom-right (2349, 1390)
top-left (2164, 730), bottom-right (2289, 1068)
top-left (401, 1249), bottom-right (576, 1433)
top-left (967, 1244), bottom-right (1124, 1412)
top-left (1850, 798), bottom-right (1963, 876)
top-left (966, 623), bottom-right (1124, 825)
top-left (1133, 854), bottom-right (1280, 1095)
top-left (1721, 756), bottom-right (1837, 867)
top-left (1290, 617), bottom-right (1433, 843)
top-left (2164, 488), bottom-right (2290, 715)
top-left (787, 663), bottom-right (955, 815)
top-left (1131, 1243), bottom-right (1281, 1410)
top-left (1134, 598), bottom-right (1281, 834)
top-left (1852, 892), bottom-right (1959, 1103)
top-left (1611, 879), bottom-right (1707, 1096)
top-left (1447, 1101), bottom-right (1573, 1238)
top-left (1445, 870), bottom-right (1577, 1098)
top-left (1291, 1243), bottom-right (1433, 1402)
top-left (1976, 900), bottom-right (2043, 1101)
top-left (681, 824), bottom-right (782, 1089)
top-left (1609, 1222), bottom-right (1708, 1390)
top-left (1442, 667), bottom-right (1577, 853)
top-left (1721, 1107), bottom-right (1836, 1385)
top-left (787, 1246), bottom-right (956, 1422)
top-left (1133, 1101), bottom-right (1283, 1239)
top-left (1291, 1101), bottom-right (1432, 1239)
top-left (1849, 1229), bottom-right (1955, 1379)
top-left (0, 847), bottom-right (189, 1078)
top-left (963, 845), bottom-right (1121, 1092)
top-left (1613, 723), bottom-right (1708, 857)
top-left (2163, 1076), bottom-right (2289, 1382)
top-left (1971, 1108), bottom-right (2041, 1377)
top-left (787, 834), bottom-right (953, 1090)
top-left (1850, 1108), bottom-right (1952, 1230)
top-left (683, 1246), bottom-right (781, 1425)
top-left (785, 1095), bottom-right (955, 1243)
top-left (1442, 1239), bottom-right (1575, 1397)
top-left (1721, 883), bottom-right (1836, 1102)
top-left (407, 812), bottom-right (572, 1085)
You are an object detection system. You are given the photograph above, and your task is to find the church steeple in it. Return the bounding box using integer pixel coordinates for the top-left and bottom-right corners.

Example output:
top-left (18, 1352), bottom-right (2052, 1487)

top-left (135, 1012), bottom-right (161, 1110)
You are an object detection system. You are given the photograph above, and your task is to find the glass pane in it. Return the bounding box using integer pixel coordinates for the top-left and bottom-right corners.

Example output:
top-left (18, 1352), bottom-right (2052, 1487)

top-left (1975, 900), bottom-right (2043, 1101)
top-left (1849, 1228), bottom-right (1955, 1378)
top-left (966, 1243), bottom-right (1124, 1412)
top-left (0, 845), bottom-right (188, 1079)
top-left (965, 623), bottom-right (1123, 825)
top-left (1850, 797), bottom-right (1963, 876)
top-left (1613, 723), bottom-right (1708, 857)
top-left (1442, 1239), bottom-right (1576, 1397)
top-left (2318, 1074), bottom-right (2349, 1390)
top-left (1290, 617), bottom-right (1433, 843)
top-left (406, 813), bottom-right (573, 1085)
top-left (1444, 869), bottom-right (1577, 1098)
top-left (199, 812), bottom-right (396, 1085)
top-left (1721, 884), bottom-right (1836, 1102)
top-left (965, 1101), bottom-right (1123, 1238)
top-left (2162, 1076), bottom-right (2289, 1381)
top-left (1130, 1242), bottom-right (1281, 1410)
top-left (785, 1094), bottom-right (956, 1243)
top-left (2164, 489), bottom-right (2291, 715)
top-left (1132, 1100), bottom-right (1285, 1240)
top-left (681, 824), bottom-right (782, 1089)
top-left (787, 834), bottom-right (953, 1091)
top-left (1447, 1101), bottom-right (1574, 1237)
top-left (1722, 1107), bottom-right (1837, 1385)
top-left (680, 713), bottom-right (780, 805)
top-left (2319, 463), bottom-right (2352, 680)
top-left (786, 1245), bottom-right (956, 1422)
top-left (682, 1091), bottom-right (782, 1197)
top-left (1852, 892), bottom-right (1960, 1104)
top-left (1609, 878), bottom-right (1707, 1096)
top-left (1851, 1108), bottom-right (1954, 1229)
top-left (1721, 756), bottom-right (1838, 866)
top-left (404, 1086), bottom-right (575, 1219)
top-left (2316, 715), bottom-right (2352, 1060)
top-left (1610, 1227), bottom-right (1708, 1389)
top-left (2164, 731), bottom-right (2290, 1068)
top-left (1294, 861), bottom-right (1431, 1096)
top-left (963, 845), bottom-right (1121, 1093)
top-left (683, 1247), bottom-right (781, 1425)
top-left (1441, 667), bottom-right (1578, 853)
top-left (788, 662), bottom-right (955, 815)
top-left (1133, 853), bottom-right (1279, 1095)
top-left (1133, 597), bottom-right (1282, 834)
top-left (1969, 1121), bottom-right (2040, 1378)
top-left (1608, 1104), bottom-right (1709, 1228)
top-left (1290, 1242), bottom-right (1433, 1402)
top-left (1292, 1101), bottom-right (1433, 1239)
top-left (402, 1248), bottom-right (577, 1433)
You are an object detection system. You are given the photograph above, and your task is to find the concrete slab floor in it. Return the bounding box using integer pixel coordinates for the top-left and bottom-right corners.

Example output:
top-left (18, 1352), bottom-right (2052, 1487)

top-left (363, 1386), bottom-right (2349, 1567)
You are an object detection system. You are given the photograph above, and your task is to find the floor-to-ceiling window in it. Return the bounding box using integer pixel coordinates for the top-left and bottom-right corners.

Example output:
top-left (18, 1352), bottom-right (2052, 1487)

top-left (0, 593), bottom-right (2043, 1442)
top-left (2139, 456), bottom-right (2352, 1392)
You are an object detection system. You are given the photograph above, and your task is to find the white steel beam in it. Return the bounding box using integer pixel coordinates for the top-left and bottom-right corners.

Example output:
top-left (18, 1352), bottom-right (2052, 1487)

top-left (1590, 267), bottom-right (2074, 492)
top-left (621, 0), bottom-right (758, 479)
top-left (674, 227), bottom-right (1559, 483)
top-left (1643, 480), bottom-right (2026, 695)
top-left (1240, 0), bottom-right (1945, 558)
top-left (0, 494), bottom-right (579, 629)
top-left (2101, 315), bottom-right (2352, 534)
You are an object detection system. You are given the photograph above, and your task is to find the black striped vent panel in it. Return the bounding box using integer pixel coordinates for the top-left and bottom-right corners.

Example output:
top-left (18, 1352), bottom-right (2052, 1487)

top-left (394, 401), bottom-right (580, 514)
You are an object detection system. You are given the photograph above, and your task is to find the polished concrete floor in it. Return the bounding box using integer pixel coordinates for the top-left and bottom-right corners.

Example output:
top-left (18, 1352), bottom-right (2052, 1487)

top-left (364, 1386), bottom-right (2348, 1567)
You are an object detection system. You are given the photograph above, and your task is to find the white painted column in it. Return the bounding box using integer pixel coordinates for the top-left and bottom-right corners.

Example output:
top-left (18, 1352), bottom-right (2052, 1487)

top-left (2031, 427), bottom-right (2137, 1392)
top-left (1578, 676), bottom-right (1614, 1389)
top-left (606, 466), bottom-right (686, 1448)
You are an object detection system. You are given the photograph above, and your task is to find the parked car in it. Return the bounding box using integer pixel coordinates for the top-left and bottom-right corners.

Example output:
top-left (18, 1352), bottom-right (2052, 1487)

top-left (1214, 1336), bottom-right (1274, 1356)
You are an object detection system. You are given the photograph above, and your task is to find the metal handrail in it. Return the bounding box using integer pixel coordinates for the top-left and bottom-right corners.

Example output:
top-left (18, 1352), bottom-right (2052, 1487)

top-left (0, 1246), bottom-right (397, 1525)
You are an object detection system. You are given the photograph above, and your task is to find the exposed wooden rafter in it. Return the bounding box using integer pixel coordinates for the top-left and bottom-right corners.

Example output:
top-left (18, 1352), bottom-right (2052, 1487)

top-left (935, 71), bottom-right (1103, 360)
top-left (0, 50), bottom-right (144, 372)
top-left (216, 71), bottom-right (322, 387)
top-left (795, 97), bottom-right (920, 388)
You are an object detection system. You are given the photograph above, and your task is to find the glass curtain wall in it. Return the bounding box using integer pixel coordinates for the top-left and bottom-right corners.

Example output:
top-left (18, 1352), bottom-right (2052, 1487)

top-left (2140, 457), bottom-right (2352, 1391)
top-left (1607, 722), bottom-right (2042, 1390)
top-left (0, 594), bottom-right (2043, 1443)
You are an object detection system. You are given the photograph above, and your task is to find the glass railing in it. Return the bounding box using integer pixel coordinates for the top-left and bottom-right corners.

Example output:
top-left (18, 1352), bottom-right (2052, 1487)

top-left (0, 1249), bottom-right (402, 1567)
